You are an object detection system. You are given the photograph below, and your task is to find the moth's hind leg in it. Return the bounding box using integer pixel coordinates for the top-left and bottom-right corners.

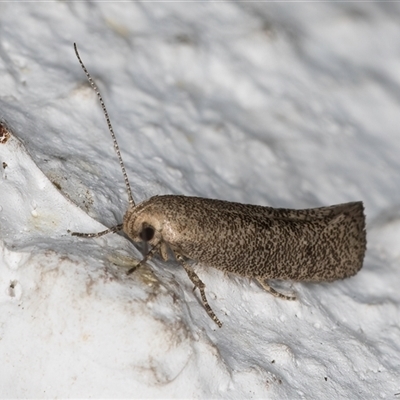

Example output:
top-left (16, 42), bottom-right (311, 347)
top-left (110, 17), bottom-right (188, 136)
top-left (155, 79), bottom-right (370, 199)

top-left (257, 278), bottom-right (296, 301)
top-left (176, 254), bottom-right (222, 328)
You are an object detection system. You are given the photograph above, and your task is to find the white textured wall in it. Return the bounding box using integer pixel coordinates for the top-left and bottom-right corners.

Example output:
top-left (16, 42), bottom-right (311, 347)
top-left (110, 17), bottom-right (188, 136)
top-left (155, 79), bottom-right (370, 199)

top-left (0, 3), bottom-right (399, 398)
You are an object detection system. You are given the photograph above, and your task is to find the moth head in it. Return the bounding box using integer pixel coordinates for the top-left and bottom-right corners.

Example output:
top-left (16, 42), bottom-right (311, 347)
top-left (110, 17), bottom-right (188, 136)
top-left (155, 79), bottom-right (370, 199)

top-left (122, 201), bottom-right (164, 246)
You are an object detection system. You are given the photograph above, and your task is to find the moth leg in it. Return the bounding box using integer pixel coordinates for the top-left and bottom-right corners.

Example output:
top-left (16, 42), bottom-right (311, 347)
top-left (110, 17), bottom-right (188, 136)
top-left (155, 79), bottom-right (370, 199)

top-left (257, 279), bottom-right (296, 301)
top-left (70, 224), bottom-right (123, 238)
top-left (127, 242), bottom-right (160, 275)
top-left (159, 241), bottom-right (169, 261)
top-left (176, 254), bottom-right (222, 328)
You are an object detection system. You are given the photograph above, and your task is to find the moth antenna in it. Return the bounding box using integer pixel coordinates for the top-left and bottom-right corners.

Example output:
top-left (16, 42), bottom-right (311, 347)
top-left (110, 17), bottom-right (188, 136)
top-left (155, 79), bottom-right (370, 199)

top-left (73, 43), bottom-right (135, 207)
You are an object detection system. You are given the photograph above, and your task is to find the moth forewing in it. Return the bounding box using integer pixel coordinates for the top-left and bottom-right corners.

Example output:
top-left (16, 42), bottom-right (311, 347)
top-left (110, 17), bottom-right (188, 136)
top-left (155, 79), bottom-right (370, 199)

top-left (123, 195), bottom-right (366, 282)
top-left (72, 44), bottom-right (367, 328)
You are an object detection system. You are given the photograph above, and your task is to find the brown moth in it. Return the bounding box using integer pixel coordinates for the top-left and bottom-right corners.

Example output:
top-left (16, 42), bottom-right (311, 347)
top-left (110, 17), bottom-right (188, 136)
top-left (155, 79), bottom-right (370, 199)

top-left (71, 44), bottom-right (367, 328)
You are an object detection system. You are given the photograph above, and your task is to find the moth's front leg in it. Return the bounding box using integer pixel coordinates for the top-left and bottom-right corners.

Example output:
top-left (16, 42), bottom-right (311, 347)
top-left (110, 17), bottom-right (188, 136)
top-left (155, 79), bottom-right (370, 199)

top-left (127, 242), bottom-right (161, 275)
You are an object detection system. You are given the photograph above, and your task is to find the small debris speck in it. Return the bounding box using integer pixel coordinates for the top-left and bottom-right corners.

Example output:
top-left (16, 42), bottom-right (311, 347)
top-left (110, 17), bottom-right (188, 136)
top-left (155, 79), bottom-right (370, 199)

top-left (0, 123), bottom-right (11, 144)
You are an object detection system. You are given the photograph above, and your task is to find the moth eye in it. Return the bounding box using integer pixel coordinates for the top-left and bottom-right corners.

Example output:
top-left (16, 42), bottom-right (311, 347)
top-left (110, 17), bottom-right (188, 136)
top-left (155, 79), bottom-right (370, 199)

top-left (140, 226), bottom-right (155, 241)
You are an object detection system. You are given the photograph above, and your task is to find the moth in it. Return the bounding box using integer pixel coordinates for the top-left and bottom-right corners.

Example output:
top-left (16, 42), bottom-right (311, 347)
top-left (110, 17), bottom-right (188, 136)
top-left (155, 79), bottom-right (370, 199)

top-left (71, 44), bottom-right (367, 328)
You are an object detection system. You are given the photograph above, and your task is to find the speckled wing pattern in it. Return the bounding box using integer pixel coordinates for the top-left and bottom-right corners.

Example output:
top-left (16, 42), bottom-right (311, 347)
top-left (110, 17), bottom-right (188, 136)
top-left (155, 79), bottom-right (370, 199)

top-left (151, 196), bottom-right (366, 282)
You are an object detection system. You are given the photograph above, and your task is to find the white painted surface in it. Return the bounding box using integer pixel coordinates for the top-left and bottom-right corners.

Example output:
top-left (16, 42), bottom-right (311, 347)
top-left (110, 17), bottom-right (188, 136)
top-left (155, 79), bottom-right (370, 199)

top-left (0, 3), bottom-right (399, 398)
